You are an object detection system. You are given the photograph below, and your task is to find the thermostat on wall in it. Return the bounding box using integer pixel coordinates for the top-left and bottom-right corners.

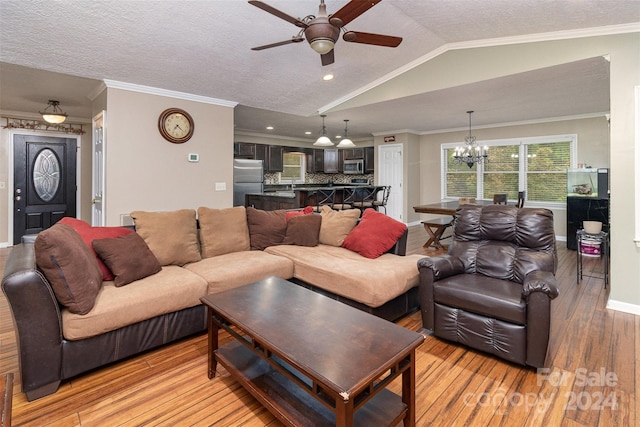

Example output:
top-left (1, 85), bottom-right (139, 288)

top-left (188, 153), bottom-right (199, 162)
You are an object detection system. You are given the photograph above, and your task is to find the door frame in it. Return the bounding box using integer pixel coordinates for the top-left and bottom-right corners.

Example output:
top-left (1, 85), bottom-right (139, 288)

top-left (6, 130), bottom-right (82, 246)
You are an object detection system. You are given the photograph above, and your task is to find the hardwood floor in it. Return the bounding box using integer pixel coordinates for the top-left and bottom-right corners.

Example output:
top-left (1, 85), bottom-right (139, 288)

top-left (1, 225), bottom-right (637, 426)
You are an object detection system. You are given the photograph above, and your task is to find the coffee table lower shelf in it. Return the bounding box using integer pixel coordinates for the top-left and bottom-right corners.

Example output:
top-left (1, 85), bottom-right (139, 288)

top-left (216, 341), bottom-right (407, 427)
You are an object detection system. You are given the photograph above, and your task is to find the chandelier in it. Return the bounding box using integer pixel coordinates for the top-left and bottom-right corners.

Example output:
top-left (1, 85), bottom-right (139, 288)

top-left (313, 114), bottom-right (334, 146)
top-left (453, 110), bottom-right (488, 168)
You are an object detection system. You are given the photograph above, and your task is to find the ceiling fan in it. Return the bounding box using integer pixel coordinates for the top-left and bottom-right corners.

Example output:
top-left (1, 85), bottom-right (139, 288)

top-left (248, 0), bottom-right (402, 66)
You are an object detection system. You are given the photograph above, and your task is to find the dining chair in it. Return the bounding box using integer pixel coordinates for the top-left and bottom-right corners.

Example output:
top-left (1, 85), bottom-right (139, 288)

top-left (516, 191), bottom-right (526, 208)
top-left (493, 193), bottom-right (508, 204)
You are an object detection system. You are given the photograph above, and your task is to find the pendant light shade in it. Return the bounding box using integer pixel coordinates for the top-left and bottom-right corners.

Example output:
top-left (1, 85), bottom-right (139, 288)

top-left (336, 119), bottom-right (356, 148)
top-left (314, 114), bottom-right (334, 146)
top-left (39, 100), bottom-right (68, 124)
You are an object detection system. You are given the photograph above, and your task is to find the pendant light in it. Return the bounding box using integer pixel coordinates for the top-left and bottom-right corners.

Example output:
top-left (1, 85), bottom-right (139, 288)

top-left (336, 119), bottom-right (356, 148)
top-left (39, 100), bottom-right (68, 124)
top-left (314, 114), bottom-right (334, 146)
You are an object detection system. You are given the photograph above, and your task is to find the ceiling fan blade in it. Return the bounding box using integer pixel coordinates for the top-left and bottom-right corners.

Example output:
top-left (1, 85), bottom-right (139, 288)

top-left (343, 31), bottom-right (402, 47)
top-left (321, 49), bottom-right (335, 66)
top-left (248, 0), bottom-right (308, 28)
top-left (329, 0), bottom-right (382, 27)
top-left (251, 37), bottom-right (304, 51)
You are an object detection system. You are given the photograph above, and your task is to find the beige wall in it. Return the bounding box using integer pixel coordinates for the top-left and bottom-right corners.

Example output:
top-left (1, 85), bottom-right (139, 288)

top-left (102, 88), bottom-right (235, 225)
top-left (417, 116), bottom-right (610, 238)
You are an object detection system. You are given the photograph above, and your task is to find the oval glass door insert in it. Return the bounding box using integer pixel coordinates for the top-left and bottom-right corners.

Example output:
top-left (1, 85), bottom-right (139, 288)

top-left (33, 148), bottom-right (61, 202)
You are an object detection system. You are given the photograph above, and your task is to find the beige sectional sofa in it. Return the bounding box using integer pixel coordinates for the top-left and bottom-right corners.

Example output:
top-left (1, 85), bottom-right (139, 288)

top-left (2, 205), bottom-right (423, 400)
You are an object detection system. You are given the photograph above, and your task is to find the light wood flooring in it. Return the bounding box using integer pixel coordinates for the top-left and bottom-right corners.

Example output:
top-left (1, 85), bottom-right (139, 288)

top-left (0, 225), bottom-right (638, 426)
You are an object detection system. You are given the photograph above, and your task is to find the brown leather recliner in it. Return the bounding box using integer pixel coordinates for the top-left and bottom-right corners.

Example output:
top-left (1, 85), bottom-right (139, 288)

top-left (418, 204), bottom-right (559, 368)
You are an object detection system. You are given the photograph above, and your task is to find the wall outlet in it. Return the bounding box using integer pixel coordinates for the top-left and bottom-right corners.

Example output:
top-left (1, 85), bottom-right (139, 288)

top-left (215, 182), bottom-right (226, 191)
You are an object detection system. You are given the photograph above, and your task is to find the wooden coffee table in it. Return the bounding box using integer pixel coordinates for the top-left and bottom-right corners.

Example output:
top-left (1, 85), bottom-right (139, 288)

top-left (200, 277), bottom-right (424, 427)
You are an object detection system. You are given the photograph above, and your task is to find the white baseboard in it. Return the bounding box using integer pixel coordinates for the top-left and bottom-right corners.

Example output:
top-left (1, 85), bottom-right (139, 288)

top-left (0, 242), bottom-right (10, 249)
top-left (606, 299), bottom-right (640, 316)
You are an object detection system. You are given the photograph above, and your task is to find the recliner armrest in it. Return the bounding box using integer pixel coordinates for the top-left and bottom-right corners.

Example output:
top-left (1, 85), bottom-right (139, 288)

top-left (418, 255), bottom-right (465, 280)
top-left (522, 270), bottom-right (559, 299)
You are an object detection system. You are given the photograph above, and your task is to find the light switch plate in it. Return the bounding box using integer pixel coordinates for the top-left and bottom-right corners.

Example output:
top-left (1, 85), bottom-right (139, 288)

top-left (215, 182), bottom-right (226, 191)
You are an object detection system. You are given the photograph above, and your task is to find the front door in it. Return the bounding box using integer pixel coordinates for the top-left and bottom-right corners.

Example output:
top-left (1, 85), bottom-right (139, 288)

top-left (13, 134), bottom-right (77, 244)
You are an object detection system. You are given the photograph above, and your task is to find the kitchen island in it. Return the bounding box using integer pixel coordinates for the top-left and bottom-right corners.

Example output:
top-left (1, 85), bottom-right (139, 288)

top-left (245, 185), bottom-right (380, 211)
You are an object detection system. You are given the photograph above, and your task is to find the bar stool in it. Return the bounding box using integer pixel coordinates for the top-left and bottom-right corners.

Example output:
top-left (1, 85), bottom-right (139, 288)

top-left (421, 217), bottom-right (453, 250)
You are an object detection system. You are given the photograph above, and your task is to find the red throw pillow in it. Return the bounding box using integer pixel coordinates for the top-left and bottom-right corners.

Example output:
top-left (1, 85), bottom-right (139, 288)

top-left (285, 206), bottom-right (314, 221)
top-left (58, 217), bottom-right (134, 281)
top-left (342, 209), bottom-right (407, 259)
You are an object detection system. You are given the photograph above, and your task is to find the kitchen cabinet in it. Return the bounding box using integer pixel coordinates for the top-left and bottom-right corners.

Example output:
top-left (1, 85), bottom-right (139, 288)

top-left (306, 149), bottom-right (324, 173)
top-left (254, 144), bottom-right (268, 164)
top-left (342, 148), bottom-right (364, 160)
top-left (267, 145), bottom-right (284, 172)
top-left (364, 147), bottom-right (374, 173)
top-left (234, 142), bottom-right (255, 158)
top-left (324, 149), bottom-right (339, 173)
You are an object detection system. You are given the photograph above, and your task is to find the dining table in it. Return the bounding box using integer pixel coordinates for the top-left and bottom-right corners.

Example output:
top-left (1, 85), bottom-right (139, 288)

top-left (413, 199), bottom-right (494, 216)
top-left (413, 200), bottom-right (495, 250)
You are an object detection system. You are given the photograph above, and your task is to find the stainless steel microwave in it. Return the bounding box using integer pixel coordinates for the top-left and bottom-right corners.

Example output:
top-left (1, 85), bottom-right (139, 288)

top-left (343, 159), bottom-right (364, 174)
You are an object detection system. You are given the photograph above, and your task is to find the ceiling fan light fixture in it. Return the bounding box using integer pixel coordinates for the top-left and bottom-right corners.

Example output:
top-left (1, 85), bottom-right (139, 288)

top-left (309, 38), bottom-right (334, 55)
top-left (39, 100), bottom-right (68, 124)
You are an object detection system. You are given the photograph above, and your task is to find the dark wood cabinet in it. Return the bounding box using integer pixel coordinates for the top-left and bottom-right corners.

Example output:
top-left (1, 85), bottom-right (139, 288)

top-left (267, 146), bottom-right (284, 172)
top-left (254, 144), bottom-right (268, 164)
top-left (234, 142), bottom-right (255, 158)
top-left (342, 148), bottom-right (364, 160)
top-left (323, 149), bottom-right (339, 173)
top-left (364, 147), bottom-right (374, 173)
top-left (306, 149), bottom-right (324, 173)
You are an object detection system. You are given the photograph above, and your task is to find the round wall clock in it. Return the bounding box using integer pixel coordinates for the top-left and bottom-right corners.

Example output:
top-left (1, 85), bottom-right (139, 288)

top-left (158, 108), bottom-right (194, 144)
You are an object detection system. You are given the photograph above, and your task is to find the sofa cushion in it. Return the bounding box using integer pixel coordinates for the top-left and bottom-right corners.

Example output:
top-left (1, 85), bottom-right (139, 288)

top-left (433, 274), bottom-right (527, 325)
top-left (246, 207), bottom-right (287, 250)
top-left (318, 206), bottom-right (360, 247)
top-left (61, 265), bottom-right (207, 340)
top-left (130, 209), bottom-right (201, 266)
top-left (286, 205), bottom-right (313, 220)
top-left (265, 244), bottom-right (424, 308)
top-left (198, 206), bottom-right (250, 257)
top-left (58, 217), bottom-right (134, 281)
top-left (34, 223), bottom-right (103, 315)
top-left (282, 214), bottom-right (322, 247)
top-left (92, 233), bottom-right (162, 287)
top-left (185, 251), bottom-right (294, 294)
top-left (342, 208), bottom-right (407, 259)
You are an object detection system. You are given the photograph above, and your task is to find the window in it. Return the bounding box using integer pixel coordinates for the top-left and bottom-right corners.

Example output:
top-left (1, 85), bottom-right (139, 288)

top-left (280, 152), bottom-right (306, 184)
top-left (442, 135), bottom-right (575, 204)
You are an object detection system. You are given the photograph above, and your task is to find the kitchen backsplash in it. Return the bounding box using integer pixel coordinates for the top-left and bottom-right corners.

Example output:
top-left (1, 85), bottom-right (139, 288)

top-left (264, 172), bottom-right (374, 185)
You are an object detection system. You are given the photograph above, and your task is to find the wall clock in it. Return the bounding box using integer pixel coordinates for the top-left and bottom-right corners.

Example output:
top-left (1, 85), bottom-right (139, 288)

top-left (158, 108), bottom-right (194, 144)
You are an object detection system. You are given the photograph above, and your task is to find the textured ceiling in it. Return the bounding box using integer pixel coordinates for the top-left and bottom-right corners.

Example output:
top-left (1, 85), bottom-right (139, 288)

top-left (0, 0), bottom-right (638, 140)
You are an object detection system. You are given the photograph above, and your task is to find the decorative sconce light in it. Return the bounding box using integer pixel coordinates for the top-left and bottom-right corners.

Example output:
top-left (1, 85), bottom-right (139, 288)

top-left (314, 114), bottom-right (334, 146)
top-left (39, 100), bottom-right (68, 124)
top-left (336, 119), bottom-right (356, 148)
top-left (453, 110), bottom-right (488, 168)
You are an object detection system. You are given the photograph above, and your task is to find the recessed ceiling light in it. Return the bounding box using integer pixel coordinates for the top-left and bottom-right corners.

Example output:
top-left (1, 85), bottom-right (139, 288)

top-left (305, 131), bottom-right (312, 135)
top-left (323, 73), bottom-right (334, 81)
top-left (266, 126), bottom-right (274, 130)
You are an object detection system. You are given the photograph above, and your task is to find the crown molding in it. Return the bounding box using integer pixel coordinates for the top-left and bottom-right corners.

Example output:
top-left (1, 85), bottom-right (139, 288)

top-left (102, 79), bottom-right (238, 107)
top-left (319, 23), bottom-right (640, 114)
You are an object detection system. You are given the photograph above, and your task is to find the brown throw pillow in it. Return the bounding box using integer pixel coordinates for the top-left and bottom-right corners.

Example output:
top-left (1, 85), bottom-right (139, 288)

top-left (319, 205), bottom-right (360, 246)
top-left (130, 209), bottom-right (201, 266)
top-left (282, 214), bottom-right (322, 247)
top-left (34, 223), bottom-right (103, 315)
top-left (92, 233), bottom-right (162, 287)
top-left (246, 207), bottom-right (287, 250)
top-left (197, 206), bottom-right (250, 257)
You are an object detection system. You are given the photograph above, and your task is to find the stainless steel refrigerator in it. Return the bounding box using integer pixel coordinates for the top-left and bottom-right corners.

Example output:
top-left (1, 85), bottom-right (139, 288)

top-left (233, 159), bottom-right (263, 206)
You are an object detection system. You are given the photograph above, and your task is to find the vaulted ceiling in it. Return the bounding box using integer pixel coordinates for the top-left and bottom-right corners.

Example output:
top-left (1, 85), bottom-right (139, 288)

top-left (1, 1), bottom-right (638, 140)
